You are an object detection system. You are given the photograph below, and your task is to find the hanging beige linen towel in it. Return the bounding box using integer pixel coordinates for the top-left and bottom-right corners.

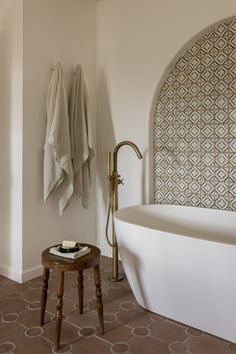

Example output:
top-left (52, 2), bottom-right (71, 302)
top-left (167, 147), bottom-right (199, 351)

top-left (44, 62), bottom-right (73, 215)
top-left (69, 65), bottom-right (95, 208)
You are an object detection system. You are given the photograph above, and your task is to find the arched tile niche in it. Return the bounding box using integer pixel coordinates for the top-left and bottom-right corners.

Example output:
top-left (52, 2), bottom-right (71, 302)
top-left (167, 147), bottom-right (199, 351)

top-left (154, 17), bottom-right (236, 210)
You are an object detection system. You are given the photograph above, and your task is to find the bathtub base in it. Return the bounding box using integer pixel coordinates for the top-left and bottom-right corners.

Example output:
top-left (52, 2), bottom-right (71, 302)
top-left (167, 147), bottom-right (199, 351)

top-left (114, 205), bottom-right (236, 344)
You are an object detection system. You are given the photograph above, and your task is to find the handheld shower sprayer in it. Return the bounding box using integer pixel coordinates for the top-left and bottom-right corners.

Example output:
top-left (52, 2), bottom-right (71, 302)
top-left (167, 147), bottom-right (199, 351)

top-left (106, 141), bottom-right (142, 282)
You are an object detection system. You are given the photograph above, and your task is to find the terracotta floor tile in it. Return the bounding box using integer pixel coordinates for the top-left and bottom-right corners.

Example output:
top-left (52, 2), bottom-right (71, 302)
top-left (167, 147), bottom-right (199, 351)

top-left (119, 301), bottom-right (136, 310)
top-left (132, 326), bottom-right (150, 336)
top-left (116, 308), bottom-right (152, 328)
top-left (103, 312), bottom-right (116, 322)
top-left (106, 287), bottom-right (134, 303)
top-left (28, 274), bottom-right (43, 283)
top-left (0, 342), bottom-right (16, 353)
top-left (0, 289), bottom-right (7, 301)
top-left (102, 299), bottom-right (121, 313)
top-left (0, 297), bottom-right (28, 314)
top-left (81, 279), bottom-right (95, 289)
top-left (20, 287), bottom-right (44, 302)
top-left (0, 256), bottom-right (234, 354)
top-left (7, 291), bottom-right (21, 299)
top-left (186, 326), bottom-right (203, 336)
top-left (14, 335), bottom-right (52, 354)
top-left (24, 326), bottom-right (43, 336)
top-left (0, 277), bottom-right (29, 293)
top-left (27, 281), bottom-right (42, 290)
top-left (79, 326), bottom-right (95, 337)
top-left (27, 301), bottom-right (41, 310)
top-left (186, 333), bottom-right (231, 354)
top-left (42, 320), bottom-right (79, 344)
top-left (83, 287), bottom-right (96, 300)
top-left (85, 294), bottom-right (110, 312)
top-left (67, 309), bottom-right (99, 328)
top-left (96, 321), bottom-right (132, 343)
top-left (0, 321), bottom-right (25, 342)
top-left (229, 342), bottom-right (236, 351)
top-left (2, 313), bottom-right (19, 322)
top-left (46, 296), bottom-right (75, 315)
top-left (100, 256), bottom-right (111, 267)
top-left (150, 312), bottom-right (166, 322)
top-left (71, 335), bottom-right (111, 354)
top-left (169, 341), bottom-right (189, 353)
top-left (17, 308), bottom-right (51, 328)
top-left (148, 319), bottom-right (188, 343)
top-left (129, 335), bottom-right (172, 354)
top-left (111, 341), bottom-right (130, 353)
top-left (63, 285), bottom-right (79, 301)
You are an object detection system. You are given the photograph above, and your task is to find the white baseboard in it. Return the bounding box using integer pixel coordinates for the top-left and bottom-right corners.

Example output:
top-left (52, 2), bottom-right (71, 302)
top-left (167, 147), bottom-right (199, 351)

top-left (22, 264), bottom-right (43, 283)
top-left (100, 246), bottom-right (121, 261)
top-left (0, 263), bottom-right (43, 283)
top-left (101, 247), bottom-right (112, 258)
top-left (0, 263), bottom-right (22, 283)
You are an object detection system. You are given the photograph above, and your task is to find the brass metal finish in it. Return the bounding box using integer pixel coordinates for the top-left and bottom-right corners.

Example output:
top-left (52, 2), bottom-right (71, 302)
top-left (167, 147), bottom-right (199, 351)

top-left (107, 274), bottom-right (125, 282)
top-left (106, 141), bottom-right (142, 282)
top-left (113, 141), bottom-right (142, 172)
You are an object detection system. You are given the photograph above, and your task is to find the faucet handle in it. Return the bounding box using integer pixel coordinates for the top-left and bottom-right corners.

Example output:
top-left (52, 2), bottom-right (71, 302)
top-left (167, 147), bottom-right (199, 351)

top-left (118, 178), bottom-right (124, 185)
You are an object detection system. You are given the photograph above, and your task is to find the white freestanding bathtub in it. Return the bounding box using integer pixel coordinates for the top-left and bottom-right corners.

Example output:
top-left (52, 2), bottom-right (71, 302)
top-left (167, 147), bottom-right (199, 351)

top-left (114, 204), bottom-right (236, 343)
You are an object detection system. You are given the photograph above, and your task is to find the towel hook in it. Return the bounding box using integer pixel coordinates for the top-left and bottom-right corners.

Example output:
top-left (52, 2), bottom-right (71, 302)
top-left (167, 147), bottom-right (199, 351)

top-left (51, 67), bottom-right (76, 75)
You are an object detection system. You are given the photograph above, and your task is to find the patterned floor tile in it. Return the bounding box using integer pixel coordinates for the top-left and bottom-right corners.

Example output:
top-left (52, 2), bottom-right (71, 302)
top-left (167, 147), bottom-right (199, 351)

top-left (0, 256), bottom-right (234, 354)
top-left (71, 336), bottom-right (111, 354)
top-left (129, 335), bottom-right (171, 354)
top-left (96, 321), bottom-right (133, 343)
top-left (17, 308), bottom-right (51, 328)
top-left (45, 296), bottom-right (75, 315)
top-left (185, 333), bottom-right (231, 354)
top-left (14, 336), bottom-right (52, 354)
top-left (42, 320), bottom-right (79, 344)
top-left (0, 298), bottom-right (28, 314)
top-left (148, 319), bottom-right (188, 343)
top-left (67, 309), bottom-right (99, 329)
top-left (117, 308), bottom-right (152, 328)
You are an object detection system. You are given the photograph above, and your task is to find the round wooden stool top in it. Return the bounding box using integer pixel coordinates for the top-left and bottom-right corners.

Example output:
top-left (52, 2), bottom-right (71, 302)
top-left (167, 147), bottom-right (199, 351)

top-left (42, 243), bottom-right (101, 272)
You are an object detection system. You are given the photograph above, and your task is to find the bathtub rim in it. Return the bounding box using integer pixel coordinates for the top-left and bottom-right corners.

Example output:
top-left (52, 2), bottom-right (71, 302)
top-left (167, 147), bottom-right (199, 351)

top-left (114, 203), bottom-right (236, 247)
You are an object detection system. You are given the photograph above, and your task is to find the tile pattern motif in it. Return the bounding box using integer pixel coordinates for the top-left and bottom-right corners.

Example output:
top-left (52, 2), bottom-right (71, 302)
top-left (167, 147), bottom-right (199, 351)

top-left (154, 18), bottom-right (236, 210)
top-left (0, 256), bottom-right (234, 353)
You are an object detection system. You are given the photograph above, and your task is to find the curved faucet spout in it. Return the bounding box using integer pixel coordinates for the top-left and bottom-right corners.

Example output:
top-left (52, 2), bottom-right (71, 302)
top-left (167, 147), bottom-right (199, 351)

top-left (113, 140), bottom-right (142, 172)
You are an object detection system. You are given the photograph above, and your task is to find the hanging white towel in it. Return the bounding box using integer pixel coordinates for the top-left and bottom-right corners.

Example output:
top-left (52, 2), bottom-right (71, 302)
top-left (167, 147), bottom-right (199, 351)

top-left (44, 62), bottom-right (73, 215)
top-left (69, 65), bottom-right (95, 208)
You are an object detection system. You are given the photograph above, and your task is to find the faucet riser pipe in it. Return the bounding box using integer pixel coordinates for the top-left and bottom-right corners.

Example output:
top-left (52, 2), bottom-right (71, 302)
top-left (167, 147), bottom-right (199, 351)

top-left (108, 172), bottom-right (124, 282)
top-left (106, 141), bottom-right (142, 282)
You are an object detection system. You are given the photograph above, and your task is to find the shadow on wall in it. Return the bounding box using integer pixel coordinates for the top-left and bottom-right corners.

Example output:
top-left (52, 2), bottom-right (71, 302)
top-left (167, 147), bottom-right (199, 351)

top-left (149, 74), bottom-right (166, 205)
top-left (97, 69), bottom-right (148, 211)
top-left (0, 28), bottom-right (11, 269)
top-left (141, 148), bottom-right (148, 205)
top-left (96, 70), bottom-right (116, 240)
top-left (147, 23), bottom-right (203, 205)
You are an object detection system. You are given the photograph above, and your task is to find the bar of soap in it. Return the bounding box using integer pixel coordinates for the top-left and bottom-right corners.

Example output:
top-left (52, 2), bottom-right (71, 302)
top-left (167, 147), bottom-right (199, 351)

top-left (62, 240), bottom-right (76, 248)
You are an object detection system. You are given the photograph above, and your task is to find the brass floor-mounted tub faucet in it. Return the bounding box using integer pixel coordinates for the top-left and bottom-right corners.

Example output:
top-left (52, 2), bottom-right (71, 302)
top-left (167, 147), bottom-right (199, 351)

top-left (106, 141), bottom-right (142, 282)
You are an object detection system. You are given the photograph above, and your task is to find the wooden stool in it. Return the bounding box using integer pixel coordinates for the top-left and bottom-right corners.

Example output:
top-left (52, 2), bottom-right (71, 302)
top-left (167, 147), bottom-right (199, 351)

top-left (40, 243), bottom-right (104, 350)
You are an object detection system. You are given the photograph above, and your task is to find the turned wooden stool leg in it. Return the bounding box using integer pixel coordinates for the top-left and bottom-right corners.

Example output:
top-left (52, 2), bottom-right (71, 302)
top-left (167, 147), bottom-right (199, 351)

top-left (94, 264), bottom-right (104, 334)
top-left (55, 271), bottom-right (64, 351)
top-left (78, 271), bottom-right (84, 314)
top-left (40, 267), bottom-right (49, 326)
